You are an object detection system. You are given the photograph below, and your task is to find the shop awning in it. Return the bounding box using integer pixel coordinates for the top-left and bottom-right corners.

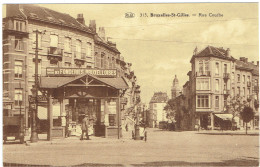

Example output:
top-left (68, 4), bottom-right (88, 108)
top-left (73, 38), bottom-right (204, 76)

top-left (39, 74), bottom-right (129, 90)
top-left (215, 114), bottom-right (233, 121)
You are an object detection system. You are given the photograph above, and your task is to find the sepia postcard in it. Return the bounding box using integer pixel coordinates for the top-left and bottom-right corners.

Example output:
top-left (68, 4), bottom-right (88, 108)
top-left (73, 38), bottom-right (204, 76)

top-left (2, 2), bottom-right (259, 167)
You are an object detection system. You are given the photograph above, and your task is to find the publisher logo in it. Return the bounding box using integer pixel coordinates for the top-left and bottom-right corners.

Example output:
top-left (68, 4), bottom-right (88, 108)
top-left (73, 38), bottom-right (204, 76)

top-left (125, 12), bottom-right (135, 18)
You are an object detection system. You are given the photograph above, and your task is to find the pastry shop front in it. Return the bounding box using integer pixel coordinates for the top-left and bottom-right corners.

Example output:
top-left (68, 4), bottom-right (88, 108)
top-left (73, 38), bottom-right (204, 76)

top-left (38, 68), bottom-right (128, 140)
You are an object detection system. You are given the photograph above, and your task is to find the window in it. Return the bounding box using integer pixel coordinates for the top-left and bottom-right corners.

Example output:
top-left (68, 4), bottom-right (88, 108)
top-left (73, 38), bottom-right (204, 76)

top-left (255, 79), bottom-right (258, 86)
top-left (205, 61), bottom-right (209, 73)
top-left (232, 87), bottom-right (235, 97)
top-left (242, 87), bottom-right (245, 97)
top-left (64, 37), bottom-right (71, 52)
top-left (50, 34), bottom-right (58, 47)
top-left (224, 64), bottom-right (227, 73)
top-left (154, 104), bottom-right (157, 108)
top-left (247, 76), bottom-right (250, 82)
top-left (247, 88), bottom-right (250, 98)
top-left (215, 96), bottom-right (219, 108)
top-left (75, 40), bottom-right (81, 59)
top-left (215, 62), bottom-right (219, 75)
top-left (14, 60), bottom-right (23, 79)
top-left (197, 95), bottom-right (209, 108)
top-left (15, 38), bottom-right (23, 50)
top-left (199, 61), bottom-right (203, 74)
top-left (232, 72), bottom-right (235, 82)
top-left (237, 87), bottom-right (240, 95)
top-left (86, 42), bottom-right (92, 57)
top-left (32, 32), bottom-right (42, 49)
top-left (196, 78), bottom-right (210, 90)
top-left (101, 53), bottom-right (105, 68)
top-left (243, 75), bottom-right (245, 83)
top-left (237, 74), bottom-right (240, 82)
top-left (14, 20), bottom-right (25, 31)
top-left (215, 79), bottom-right (219, 91)
top-left (112, 57), bottom-right (115, 68)
top-left (15, 89), bottom-right (23, 106)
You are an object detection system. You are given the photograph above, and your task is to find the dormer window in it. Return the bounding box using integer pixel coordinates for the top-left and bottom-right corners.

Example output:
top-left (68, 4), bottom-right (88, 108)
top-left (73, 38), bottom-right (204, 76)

top-left (14, 20), bottom-right (25, 32)
top-left (47, 17), bottom-right (54, 21)
top-left (59, 19), bottom-right (65, 23)
top-left (29, 13), bottom-right (38, 17)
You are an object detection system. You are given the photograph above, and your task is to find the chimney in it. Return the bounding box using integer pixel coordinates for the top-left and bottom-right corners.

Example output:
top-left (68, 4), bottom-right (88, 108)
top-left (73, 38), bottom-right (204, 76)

top-left (226, 48), bottom-right (230, 57)
top-left (245, 58), bottom-right (248, 63)
top-left (76, 14), bottom-right (85, 25)
top-left (98, 27), bottom-right (106, 41)
top-left (257, 61), bottom-right (259, 66)
top-left (89, 20), bottom-right (96, 33)
top-left (240, 57), bottom-right (246, 62)
top-left (252, 61), bottom-right (254, 65)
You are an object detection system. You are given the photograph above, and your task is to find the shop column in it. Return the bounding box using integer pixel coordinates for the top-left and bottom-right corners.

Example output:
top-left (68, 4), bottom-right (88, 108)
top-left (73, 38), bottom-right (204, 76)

top-left (47, 91), bottom-right (53, 141)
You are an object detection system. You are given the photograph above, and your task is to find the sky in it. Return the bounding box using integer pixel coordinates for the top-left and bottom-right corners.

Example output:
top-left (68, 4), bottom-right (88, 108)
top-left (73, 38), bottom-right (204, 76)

top-left (2, 3), bottom-right (259, 104)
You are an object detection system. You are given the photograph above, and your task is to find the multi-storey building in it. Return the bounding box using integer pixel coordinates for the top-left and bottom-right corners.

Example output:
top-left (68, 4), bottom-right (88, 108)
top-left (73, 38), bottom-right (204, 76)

top-left (3, 4), bottom-right (139, 139)
top-left (181, 46), bottom-right (259, 130)
top-left (148, 92), bottom-right (169, 128)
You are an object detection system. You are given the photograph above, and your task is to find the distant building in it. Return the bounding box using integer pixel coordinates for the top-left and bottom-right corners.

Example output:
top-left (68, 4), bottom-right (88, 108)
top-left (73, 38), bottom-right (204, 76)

top-left (149, 92), bottom-right (169, 128)
top-left (171, 75), bottom-right (181, 99)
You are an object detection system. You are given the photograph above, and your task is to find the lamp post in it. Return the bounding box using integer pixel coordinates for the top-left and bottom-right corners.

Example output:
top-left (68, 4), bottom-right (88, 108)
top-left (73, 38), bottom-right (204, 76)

top-left (30, 30), bottom-right (40, 142)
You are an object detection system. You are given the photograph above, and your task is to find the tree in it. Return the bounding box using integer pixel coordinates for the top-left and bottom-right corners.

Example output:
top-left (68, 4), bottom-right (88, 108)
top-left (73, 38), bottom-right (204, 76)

top-left (226, 95), bottom-right (247, 130)
top-left (240, 106), bottom-right (254, 134)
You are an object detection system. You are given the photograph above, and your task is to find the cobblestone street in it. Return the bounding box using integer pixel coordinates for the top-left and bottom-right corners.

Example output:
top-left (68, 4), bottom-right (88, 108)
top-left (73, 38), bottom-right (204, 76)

top-left (3, 129), bottom-right (259, 166)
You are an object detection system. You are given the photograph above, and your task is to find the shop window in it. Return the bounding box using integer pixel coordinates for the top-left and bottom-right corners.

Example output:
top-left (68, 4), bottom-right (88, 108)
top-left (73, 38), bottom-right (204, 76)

top-left (109, 114), bottom-right (116, 126)
top-left (15, 89), bottom-right (23, 106)
top-left (197, 95), bottom-right (209, 108)
top-left (14, 60), bottom-right (23, 79)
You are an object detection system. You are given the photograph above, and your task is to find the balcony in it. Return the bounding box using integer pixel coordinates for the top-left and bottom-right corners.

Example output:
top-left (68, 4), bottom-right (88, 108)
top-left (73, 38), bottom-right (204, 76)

top-left (223, 73), bottom-right (230, 80)
top-left (247, 81), bottom-right (252, 87)
top-left (74, 52), bottom-right (86, 65)
top-left (47, 47), bottom-right (63, 63)
top-left (223, 89), bottom-right (230, 96)
top-left (196, 71), bottom-right (211, 77)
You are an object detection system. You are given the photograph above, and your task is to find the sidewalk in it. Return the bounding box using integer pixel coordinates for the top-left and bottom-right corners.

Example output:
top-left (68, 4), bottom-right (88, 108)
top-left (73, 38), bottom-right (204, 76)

top-left (24, 133), bottom-right (135, 146)
top-left (196, 129), bottom-right (259, 135)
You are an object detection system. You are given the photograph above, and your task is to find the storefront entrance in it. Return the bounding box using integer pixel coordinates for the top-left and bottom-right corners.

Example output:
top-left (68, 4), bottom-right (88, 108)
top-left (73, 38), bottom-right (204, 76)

top-left (39, 73), bottom-right (128, 140)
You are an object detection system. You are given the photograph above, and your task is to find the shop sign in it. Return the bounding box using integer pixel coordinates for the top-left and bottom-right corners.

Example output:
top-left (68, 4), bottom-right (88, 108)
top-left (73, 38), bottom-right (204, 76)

top-left (28, 95), bottom-right (47, 103)
top-left (46, 68), bottom-right (117, 77)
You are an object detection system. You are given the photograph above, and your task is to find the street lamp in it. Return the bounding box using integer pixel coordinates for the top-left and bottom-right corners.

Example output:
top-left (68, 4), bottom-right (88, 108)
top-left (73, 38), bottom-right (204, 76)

top-left (30, 29), bottom-right (42, 142)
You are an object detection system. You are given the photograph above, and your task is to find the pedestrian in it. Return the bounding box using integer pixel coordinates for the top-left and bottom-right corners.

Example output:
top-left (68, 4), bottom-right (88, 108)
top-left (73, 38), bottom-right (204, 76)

top-left (80, 114), bottom-right (90, 140)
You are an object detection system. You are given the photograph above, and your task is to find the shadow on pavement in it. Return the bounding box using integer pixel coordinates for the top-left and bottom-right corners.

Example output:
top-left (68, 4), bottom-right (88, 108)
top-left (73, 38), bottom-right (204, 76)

top-left (4, 158), bottom-right (259, 167)
top-left (131, 158), bottom-right (259, 166)
top-left (196, 132), bottom-right (259, 136)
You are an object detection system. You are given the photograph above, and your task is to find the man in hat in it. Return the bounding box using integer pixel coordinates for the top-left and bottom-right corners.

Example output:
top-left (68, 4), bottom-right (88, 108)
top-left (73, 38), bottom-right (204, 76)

top-left (80, 114), bottom-right (90, 140)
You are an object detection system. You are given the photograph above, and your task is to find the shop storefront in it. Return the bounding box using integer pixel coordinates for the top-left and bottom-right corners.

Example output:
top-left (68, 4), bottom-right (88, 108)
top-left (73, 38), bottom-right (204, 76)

top-left (38, 68), bottom-right (128, 140)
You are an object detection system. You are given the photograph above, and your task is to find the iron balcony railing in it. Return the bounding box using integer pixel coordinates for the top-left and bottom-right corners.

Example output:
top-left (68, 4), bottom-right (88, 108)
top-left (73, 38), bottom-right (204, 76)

top-left (48, 47), bottom-right (63, 56)
top-left (223, 73), bottom-right (230, 79)
top-left (196, 71), bottom-right (211, 77)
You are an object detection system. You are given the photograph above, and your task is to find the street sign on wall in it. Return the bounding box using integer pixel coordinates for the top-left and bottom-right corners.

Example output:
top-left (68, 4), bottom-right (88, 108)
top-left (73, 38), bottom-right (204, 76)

top-left (46, 68), bottom-right (117, 77)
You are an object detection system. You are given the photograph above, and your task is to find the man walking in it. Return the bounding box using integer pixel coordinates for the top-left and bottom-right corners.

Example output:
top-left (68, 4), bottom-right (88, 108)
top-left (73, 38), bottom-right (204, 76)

top-left (80, 114), bottom-right (90, 140)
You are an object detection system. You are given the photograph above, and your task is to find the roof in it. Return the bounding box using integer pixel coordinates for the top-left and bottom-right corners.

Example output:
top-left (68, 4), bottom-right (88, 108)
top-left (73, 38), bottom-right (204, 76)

top-left (190, 46), bottom-right (234, 62)
top-left (94, 35), bottom-right (120, 54)
top-left (6, 4), bottom-right (93, 34)
top-left (150, 92), bottom-right (169, 103)
top-left (39, 74), bottom-right (128, 90)
top-left (235, 60), bottom-right (259, 75)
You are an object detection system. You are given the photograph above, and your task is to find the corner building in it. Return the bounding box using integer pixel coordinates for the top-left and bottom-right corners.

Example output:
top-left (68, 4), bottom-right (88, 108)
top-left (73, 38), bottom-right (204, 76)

top-left (187, 46), bottom-right (259, 130)
top-left (3, 4), bottom-right (139, 139)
